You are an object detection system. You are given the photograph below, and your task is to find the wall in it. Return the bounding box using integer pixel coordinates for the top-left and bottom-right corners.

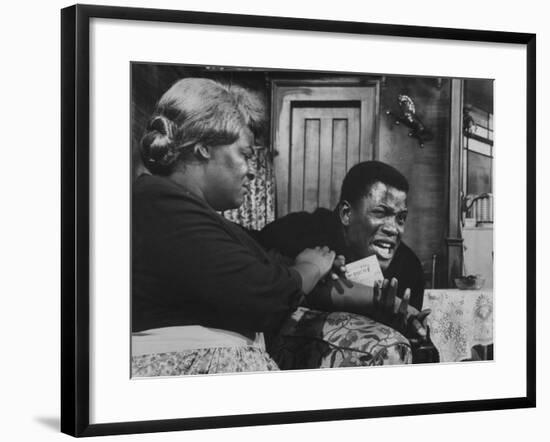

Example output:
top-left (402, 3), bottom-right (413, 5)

top-left (378, 77), bottom-right (451, 286)
top-left (1, 1), bottom-right (545, 442)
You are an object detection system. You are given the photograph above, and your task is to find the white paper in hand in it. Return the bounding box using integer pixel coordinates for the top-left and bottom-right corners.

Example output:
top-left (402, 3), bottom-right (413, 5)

top-left (345, 255), bottom-right (384, 287)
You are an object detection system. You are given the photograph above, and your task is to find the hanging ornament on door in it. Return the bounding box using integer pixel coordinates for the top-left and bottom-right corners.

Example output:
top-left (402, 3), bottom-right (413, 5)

top-left (386, 94), bottom-right (433, 147)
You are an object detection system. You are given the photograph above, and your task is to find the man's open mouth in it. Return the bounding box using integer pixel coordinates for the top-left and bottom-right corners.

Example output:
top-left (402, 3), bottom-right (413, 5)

top-left (371, 240), bottom-right (396, 260)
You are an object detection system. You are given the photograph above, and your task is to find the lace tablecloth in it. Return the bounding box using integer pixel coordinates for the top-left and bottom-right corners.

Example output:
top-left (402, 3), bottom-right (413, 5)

top-left (423, 289), bottom-right (493, 362)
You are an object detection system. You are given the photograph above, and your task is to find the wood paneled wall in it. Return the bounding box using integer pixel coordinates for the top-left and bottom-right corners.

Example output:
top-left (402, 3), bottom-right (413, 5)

top-left (377, 77), bottom-right (451, 285)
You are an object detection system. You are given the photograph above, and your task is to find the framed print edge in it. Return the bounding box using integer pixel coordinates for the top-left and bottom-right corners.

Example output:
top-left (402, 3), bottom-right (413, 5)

top-left (61, 4), bottom-right (92, 437)
top-left (77, 398), bottom-right (535, 438)
top-left (526, 34), bottom-right (536, 405)
top-left (61, 3), bottom-right (536, 437)
top-left (61, 4), bottom-right (77, 436)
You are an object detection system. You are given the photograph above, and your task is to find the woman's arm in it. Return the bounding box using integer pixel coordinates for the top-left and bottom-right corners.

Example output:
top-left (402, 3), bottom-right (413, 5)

top-left (291, 246), bottom-right (336, 294)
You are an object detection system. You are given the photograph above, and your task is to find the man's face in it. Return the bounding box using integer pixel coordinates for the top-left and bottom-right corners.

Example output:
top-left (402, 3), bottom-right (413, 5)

top-left (344, 181), bottom-right (408, 271)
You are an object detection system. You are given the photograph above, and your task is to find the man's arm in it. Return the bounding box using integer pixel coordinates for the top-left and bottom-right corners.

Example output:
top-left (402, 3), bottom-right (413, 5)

top-left (403, 245), bottom-right (425, 310)
top-left (306, 277), bottom-right (429, 339)
top-left (388, 243), bottom-right (425, 310)
top-left (409, 264), bottom-right (425, 311)
top-left (256, 212), bottom-right (315, 257)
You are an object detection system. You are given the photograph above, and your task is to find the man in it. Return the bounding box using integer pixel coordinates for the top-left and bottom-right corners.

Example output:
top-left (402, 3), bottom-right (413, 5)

top-left (258, 161), bottom-right (425, 310)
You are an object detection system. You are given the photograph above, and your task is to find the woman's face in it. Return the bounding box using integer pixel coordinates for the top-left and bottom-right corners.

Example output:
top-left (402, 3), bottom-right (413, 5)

top-left (204, 127), bottom-right (255, 211)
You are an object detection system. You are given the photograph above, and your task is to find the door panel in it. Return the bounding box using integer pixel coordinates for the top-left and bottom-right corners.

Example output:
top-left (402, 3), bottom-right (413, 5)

top-left (290, 107), bottom-right (361, 212)
top-left (303, 118), bottom-right (320, 213)
top-left (272, 82), bottom-right (378, 217)
top-left (289, 109), bottom-right (306, 212)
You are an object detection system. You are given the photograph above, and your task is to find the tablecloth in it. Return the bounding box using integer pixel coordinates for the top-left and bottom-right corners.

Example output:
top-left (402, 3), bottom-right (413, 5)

top-left (423, 289), bottom-right (493, 362)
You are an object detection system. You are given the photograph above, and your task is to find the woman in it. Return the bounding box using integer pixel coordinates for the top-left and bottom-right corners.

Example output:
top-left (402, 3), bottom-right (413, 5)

top-left (132, 78), bottom-right (336, 376)
top-left (132, 77), bottom-right (426, 376)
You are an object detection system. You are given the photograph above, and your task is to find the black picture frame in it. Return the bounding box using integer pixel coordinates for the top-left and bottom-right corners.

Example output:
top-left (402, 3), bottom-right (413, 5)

top-left (61, 4), bottom-right (536, 437)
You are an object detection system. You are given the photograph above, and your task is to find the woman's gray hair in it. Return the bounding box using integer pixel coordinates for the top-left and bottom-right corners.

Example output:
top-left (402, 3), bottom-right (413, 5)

top-left (141, 77), bottom-right (265, 175)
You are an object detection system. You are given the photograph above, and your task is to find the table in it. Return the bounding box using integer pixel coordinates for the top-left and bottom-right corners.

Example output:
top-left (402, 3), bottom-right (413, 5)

top-left (423, 289), bottom-right (493, 362)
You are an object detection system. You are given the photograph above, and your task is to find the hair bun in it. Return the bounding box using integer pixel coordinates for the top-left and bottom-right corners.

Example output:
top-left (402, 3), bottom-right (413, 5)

top-left (141, 115), bottom-right (179, 174)
top-left (148, 115), bottom-right (175, 139)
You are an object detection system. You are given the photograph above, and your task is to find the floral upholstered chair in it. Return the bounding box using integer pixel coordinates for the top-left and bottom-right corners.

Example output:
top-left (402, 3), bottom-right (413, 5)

top-left (267, 307), bottom-right (413, 369)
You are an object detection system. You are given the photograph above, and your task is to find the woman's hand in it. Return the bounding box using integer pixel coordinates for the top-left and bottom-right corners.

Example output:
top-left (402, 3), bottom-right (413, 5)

top-left (373, 278), bottom-right (431, 340)
top-left (295, 246), bottom-right (336, 279)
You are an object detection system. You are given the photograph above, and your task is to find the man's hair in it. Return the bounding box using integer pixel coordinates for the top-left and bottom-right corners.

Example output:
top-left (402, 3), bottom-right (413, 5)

top-left (339, 161), bottom-right (409, 206)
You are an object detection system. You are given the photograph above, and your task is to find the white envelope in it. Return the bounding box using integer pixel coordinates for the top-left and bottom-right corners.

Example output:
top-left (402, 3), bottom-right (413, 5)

top-left (345, 255), bottom-right (384, 287)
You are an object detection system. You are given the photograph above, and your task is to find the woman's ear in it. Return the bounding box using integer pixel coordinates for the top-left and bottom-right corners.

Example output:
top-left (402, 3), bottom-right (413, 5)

top-left (193, 143), bottom-right (211, 160)
top-left (338, 200), bottom-right (353, 226)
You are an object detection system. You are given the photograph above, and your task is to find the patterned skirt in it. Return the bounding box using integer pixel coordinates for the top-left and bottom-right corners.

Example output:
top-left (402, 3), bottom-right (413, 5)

top-left (131, 346), bottom-right (280, 377)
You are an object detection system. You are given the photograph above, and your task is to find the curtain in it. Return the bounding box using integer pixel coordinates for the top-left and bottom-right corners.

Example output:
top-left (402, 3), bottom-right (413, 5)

top-left (223, 148), bottom-right (275, 230)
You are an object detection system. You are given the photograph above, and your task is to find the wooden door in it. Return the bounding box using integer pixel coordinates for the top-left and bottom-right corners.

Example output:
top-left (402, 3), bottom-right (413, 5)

top-left (272, 81), bottom-right (379, 217)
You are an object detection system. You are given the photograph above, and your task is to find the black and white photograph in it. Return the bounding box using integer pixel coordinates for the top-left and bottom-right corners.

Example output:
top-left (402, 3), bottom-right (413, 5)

top-left (130, 63), bottom-right (495, 377)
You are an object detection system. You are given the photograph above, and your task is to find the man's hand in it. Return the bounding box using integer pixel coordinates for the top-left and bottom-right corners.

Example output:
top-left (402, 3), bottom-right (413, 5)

top-left (326, 254), bottom-right (353, 293)
top-left (331, 255), bottom-right (347, 278)
top-left (373, 277), bottom-right (431, 340)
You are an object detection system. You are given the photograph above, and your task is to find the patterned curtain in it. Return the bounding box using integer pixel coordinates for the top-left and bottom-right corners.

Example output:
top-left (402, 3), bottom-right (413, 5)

top-left (223, 147), bottom-right (276, 230)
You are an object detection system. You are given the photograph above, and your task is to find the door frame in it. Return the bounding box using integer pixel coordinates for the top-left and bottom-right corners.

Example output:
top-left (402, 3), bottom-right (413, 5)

top-left (270, 78), bottom-right (380, 216)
